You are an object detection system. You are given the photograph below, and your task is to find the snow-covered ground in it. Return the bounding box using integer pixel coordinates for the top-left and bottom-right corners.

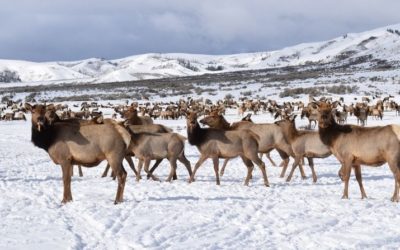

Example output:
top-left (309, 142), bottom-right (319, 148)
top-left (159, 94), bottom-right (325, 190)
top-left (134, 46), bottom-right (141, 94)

top-left (1, 106), bottom-right (400, 249)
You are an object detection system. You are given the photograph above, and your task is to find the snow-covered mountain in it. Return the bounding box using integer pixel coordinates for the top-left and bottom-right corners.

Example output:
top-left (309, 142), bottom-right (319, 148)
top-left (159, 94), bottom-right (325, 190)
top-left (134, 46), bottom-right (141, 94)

top-left (1, 23), bottom-right (400, 84)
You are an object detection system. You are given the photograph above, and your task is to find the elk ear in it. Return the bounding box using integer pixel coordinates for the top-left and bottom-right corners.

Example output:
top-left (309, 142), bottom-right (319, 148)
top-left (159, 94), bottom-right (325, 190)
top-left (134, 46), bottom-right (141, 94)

top-left (291, 115), bottom-right (297, 121)
top-left (273, 112), bottom-right (279, 120)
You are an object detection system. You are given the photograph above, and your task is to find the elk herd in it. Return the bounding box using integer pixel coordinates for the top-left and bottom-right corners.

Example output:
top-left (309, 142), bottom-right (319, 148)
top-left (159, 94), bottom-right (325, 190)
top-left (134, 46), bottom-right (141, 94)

top-left (3, 94), bottom-right (400, 204)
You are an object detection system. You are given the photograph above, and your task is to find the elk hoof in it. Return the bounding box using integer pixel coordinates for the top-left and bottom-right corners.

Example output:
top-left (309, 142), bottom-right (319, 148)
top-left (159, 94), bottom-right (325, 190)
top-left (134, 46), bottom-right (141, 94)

top-left (114, 199), bottom-right (123, 205)
top-left (265, 183), bottom-right (270, 187)
top-left (301, 176), bottom-right (307, 180)
top-left (61, 198), bottom-right (72, 204)
top-left (341, 195), bottom-right (349, 199)
top-left (390, 196), bottom-right (399, 202)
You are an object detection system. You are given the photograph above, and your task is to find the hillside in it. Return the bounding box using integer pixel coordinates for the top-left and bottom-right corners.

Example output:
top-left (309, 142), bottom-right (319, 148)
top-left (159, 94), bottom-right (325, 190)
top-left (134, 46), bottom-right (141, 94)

top-left (1, 23), bottom-right (400, 85)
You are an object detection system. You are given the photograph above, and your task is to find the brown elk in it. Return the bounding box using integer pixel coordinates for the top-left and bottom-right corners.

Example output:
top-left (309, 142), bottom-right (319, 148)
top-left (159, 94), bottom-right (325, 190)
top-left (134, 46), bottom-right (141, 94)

top-left (275, 115), bottom-right (332, 183)
top-left (28, 104), bottom-right (131, 204)
top-left (354, 104), bottom-right (368, 126)
top-left (122, 107), bottom-right (153, 125)
top-left (317, 102), bottom-right (400, 201)
top-left (300, 104), bottom-right (319, 129)
top-left (101, 124), bottom-right (174, 179)
top-left (334, 110), bottom-right (348, 124)
top-left (125, 129), bottom-right (192, 182)
top-left (187, 112), bottom-right (269, 187)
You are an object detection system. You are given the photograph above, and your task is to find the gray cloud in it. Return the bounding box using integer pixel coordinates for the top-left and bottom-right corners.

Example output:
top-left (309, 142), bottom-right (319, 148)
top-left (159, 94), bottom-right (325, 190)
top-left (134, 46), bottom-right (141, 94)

top-left (0, 0), bottom-right (399, 61)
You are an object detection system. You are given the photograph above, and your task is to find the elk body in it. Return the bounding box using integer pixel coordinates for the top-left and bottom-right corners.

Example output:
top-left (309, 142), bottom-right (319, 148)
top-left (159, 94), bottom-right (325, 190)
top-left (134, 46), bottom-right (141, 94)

top-left (101, 124), bottom-right (173, 178)
top-left (28, 104), bottom-right (131, 204)
top-left (317, 102), bottom-right (400, 201)
top-left (275, 115), bottom-right (332, 183)
top-left (126, 129), bottom-right (192, 182)
top-left (187, 112), bottom-right (269, 187)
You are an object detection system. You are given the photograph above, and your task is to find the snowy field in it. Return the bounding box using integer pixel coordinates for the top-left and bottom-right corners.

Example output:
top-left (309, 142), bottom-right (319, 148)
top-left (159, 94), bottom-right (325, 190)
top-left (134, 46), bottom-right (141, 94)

top-left (1, 107), bottom-right (400, 250)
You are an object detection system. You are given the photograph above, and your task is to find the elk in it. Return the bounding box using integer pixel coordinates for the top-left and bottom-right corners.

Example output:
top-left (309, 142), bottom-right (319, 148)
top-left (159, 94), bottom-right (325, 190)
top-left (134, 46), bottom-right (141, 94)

top-left (101, 124), bottom-right (174, 179)
top-left (275, 115), bottom-right (332, 183)
top-left (334, 110), bottom-right (348, 124)
top-left (187, 112), bottom-right (269, 187)
top-left (317, 102), bottom-right (400, 202)
top-left (28, 104), bottom-right (131, 204)
top-left (199, 113), bottom-right (309, 180)
top-left (125, 128), bottom-right (192, 182)
top-left (122, 107), bottom-right (153, 125)
top-left (300, 104), bottom-right (319, 129)
top-left (354, 104), bottom-right (368, 126)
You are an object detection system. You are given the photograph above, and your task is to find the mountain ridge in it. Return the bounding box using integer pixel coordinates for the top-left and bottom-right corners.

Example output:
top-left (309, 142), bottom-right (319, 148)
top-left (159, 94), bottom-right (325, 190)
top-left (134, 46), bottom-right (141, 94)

top-left (1, 23), bottom-right (400, 84)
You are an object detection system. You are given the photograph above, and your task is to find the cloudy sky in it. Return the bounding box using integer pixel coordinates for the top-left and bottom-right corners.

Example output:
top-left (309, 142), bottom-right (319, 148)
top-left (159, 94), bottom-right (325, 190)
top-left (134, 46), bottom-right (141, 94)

top-left (1, 0), bottom-right (399, 62)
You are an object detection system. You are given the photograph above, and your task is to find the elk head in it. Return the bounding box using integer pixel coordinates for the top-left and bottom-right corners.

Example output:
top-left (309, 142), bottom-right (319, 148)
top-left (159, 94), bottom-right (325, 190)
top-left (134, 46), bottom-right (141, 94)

top-left (26, 104), bottom-right (47, 132)
top-left (316, 102), bottom-right (334, 128)
top-left (186, 112), bottom-right (199, 131)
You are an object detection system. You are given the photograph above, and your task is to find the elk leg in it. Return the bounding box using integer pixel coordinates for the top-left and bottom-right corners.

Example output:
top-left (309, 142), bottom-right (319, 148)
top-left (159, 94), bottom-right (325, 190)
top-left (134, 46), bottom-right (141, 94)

top-left (124, 156), bottom-right (139, 178)
top-left (240, 156), bottom-right (254, 186)
top-left (61, 163), bottom-right (73, 204)
top-left (354, 164), bottom-right (367, 199)
top-left (212, 157), bottom-right (220, 185)
top-left (178, 152), bottom-right (192, 179)
top-left (113, 162), bottom-right (127, 205)
top-left (101, 164), bottom-right (110, 178)
top-left (78, 165), bottom-right (83, 177)
top-left (387, 160), bottom-right (400, 202)
top-left (166, 157), bottom-right (178, 182)
top-left (189, 155), bottom-right (208, 183)
top-left (143, 158), bottom-right (152, 179)
top-left (342, 161), bottom-right (352, 199)
top-left (277, 149), bottom-right (289, 168)
top-left (265, 152), bottom-right (277, 167)
top-left (338, 165), bottom-right (345, 181)
top-left (147, 159), bottom-right (163, 181)
top-left (251, 155), bottom-right (269, 187)
top-left (220, 158), bottom-right (229, 176)
top-left (298, 158), bottom-right (307, 179)
top-left (307, 157), bottom-right (317, 183)
top-left (136, 160), bottom-right (144, 182)
top-left (286, 156), bottom-right (301, 182)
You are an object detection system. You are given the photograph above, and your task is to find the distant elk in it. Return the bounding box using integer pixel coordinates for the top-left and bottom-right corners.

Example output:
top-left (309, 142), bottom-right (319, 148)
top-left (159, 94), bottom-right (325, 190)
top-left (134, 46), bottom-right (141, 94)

top-left (300, 103), bottom-right (319, 129)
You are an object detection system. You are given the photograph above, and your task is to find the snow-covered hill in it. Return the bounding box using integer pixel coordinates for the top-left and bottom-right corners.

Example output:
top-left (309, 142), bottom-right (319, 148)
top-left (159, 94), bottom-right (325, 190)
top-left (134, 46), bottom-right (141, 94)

top-left (1, 23), bottom-right (400, 84)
